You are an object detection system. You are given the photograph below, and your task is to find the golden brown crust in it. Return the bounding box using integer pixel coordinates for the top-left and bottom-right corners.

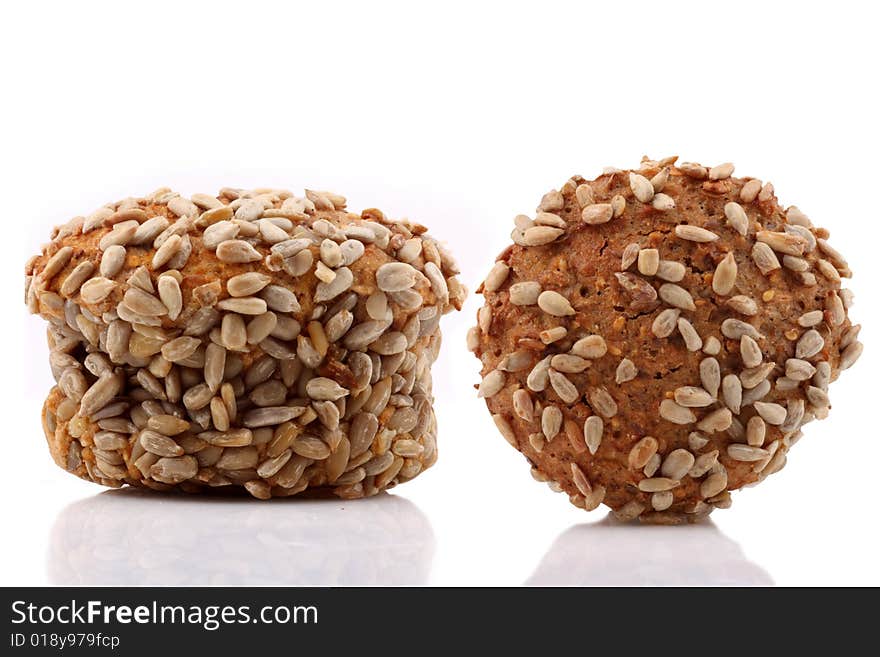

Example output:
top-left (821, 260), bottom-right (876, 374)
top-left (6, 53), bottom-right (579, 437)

top-left (471, 157), bottom-right (861, 523)
top-left (28, 188), bottom-right (465, 498)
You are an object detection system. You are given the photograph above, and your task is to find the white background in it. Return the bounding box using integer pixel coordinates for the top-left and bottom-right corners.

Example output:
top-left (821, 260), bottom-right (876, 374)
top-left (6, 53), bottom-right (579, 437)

top-left (3, 0), bottom-right (878, 585)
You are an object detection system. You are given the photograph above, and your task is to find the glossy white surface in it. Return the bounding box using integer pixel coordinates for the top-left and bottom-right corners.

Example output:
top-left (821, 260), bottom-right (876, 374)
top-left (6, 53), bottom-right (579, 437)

top-left (4, 0), bottom-right (879, 586)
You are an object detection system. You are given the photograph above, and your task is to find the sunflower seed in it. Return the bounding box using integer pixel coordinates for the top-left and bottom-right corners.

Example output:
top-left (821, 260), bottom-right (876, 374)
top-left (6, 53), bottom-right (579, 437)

top-left (227, 272), bottom-right (271, 297)
top-left (657, 450), bottom-right (694, 482)
top-left (80, 277), bottom-right (116, 304)
top-left (737, 179), bottom-right (761, 203)
top-left (150, 456), bottom-right (198, 484)
top-left (620, 242), bottom-right (640, 270)
top-left (817, 238), bottom-right (848, 270)
top-left (727, 444), bottom-right (769, 462)
top-left (478, 370), bottom-right (505, 398)
top-left (825, 292), bottom-right (845, 326)
top-left (551, 354), bottom-right (590, 373)
top-left (751, 242), bottom-right (781, 274)
top-left (740, 362), bottom-right (774, 389)
top-left (581, 203), bottom-right (614, 224)
top-left (123, 286), bottom-right (167, 316)
top-left (738, 335), bottom-right (762, 368)
top-left (588, 387), bottom-right (617, 417)
top-left (627, 436), bottom-right (659, 470)
top-left (99, 221), bottom-right (140, 250)
top-left (570, 463), bottom-right (592, 495)
top-left (757, 230), bottom-right (807, 257)
top-left (365, 290), bottom-right (389, 321)
top-left (691, 362), bottom-right (717, 402)
top-left (615, 358), bottom-right (638, 384)
top-left (492, 414), bottom-right (517, 447)
top-left (161, 336), bottom-right (201, 362)
top-left (679, 162), bottom-right (707, 179)
top-left (697, 408), bottom-right (732, 433)
top-left (535, 212), bottom-right (565, 228)
top-left (152, 277), bottom-right (182, 322)
top-left (796, 329), bottom-right (824, 359)
top-left (537, 290), bottom-right (575, 316)
top-left (570, 335), bottom-right (607, 359)
top-left (80, 372), bottom-right (123, 417)
top-left (723, 202), bottom-right (749, 236)
top-left (216, 239), bottom-right (262, 263)
top-left (483, 262), bottom-right (510, 294)
top-left (712, 252), bottom-right (737, 295)
top-left (540, 405), bottom-right (562, 439)
top-left (629, 173), bottom-right (654, 203)
top-left (97, 245), bottom-right (126, 278)
top-left (753, 401), bottom-right (786, 425)
top-left (540, 326), bottom-right (568, 344)
top-left (147, 414), bottom-right (189, 436)
top-left (785, 358), bottom-right (816, 381)
top-left (840, 341), bottom-right (863, 370)
top-left (652, 194), bottom-right (675, 211)
top-left (741, 417), bottom-right (766, 449)
top-left (702, 336), bottom-right (721, 356)
top-left (60, 262), bottom-right (95, 296)
top-left (659, 284), bottom-right (695, 311)
top-left (781, 398), bottom-right (805, 433)
top-left (677, 317), bottom-right (703, 351)
top-left (842, 323), bottom-right (862, 346)
top-left (512, 389), bottom-right (534, 421)
top-left (651, 491), bottom-right (674, 511)
top-left (700, 468), bottom-right (728, 498)
top-left (220, 313), bottom-right (246, 350)
top-left (659, 399), bottom-right (695, 424)
top-left (526, 355), bottom-right (552, 392)
top-left (140, 430), bottom-right (184, 457)
top-left (722, 295), bottom-right (756, 316)
top-left (652, 308), bottom-right (681, 338)
top-left (721, 374), bottom-right (742, 413)
top-left (576, 415), bottom-right (601, 455)
top-left (656, 260), bottom-right (686, 282)
top-left (675, 225), bottom-right (718, 243)
top-left (638, 249), bottom-right (659, 276)
top-left (509, 281), bottom-right (541, 305)
top-left (549, 369), bottom-right (579, 404)
top-left (216, 297), bottom-right (267, 315)
top-left (639, 477), bottom-right (679, 492)
top-left (575, 184), bottom-right (594, 207)
top-left (721, 318), bottom-right (761, 340)
top-left (782, 255), bottom-right (809, 272)
top-left (305, 377), bottom-right (349, 401)
top-left (674, 386), bottom-right (714, 408)
top-left (650, 167), bottom-right (669, 191)
top-left (708, 162), bottom-right (734, 180)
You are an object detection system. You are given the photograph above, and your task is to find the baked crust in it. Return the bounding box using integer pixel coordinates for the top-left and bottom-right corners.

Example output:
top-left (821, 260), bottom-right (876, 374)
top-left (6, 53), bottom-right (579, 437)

top-left (471, 157), bottom-right (861, 523)
top-left (28, 188), bottom-right (465, 498)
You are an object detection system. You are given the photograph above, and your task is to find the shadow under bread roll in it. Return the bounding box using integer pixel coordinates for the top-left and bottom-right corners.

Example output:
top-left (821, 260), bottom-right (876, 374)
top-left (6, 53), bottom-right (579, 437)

top-left (27, 187), bottom-right (465, 499)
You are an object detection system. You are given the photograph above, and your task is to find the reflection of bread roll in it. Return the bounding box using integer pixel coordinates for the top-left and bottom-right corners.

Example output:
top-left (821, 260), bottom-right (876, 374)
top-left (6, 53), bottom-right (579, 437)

top-left (471, 156), bottom-right (861, 523)
top-left (49, 490), bottom-right (433, 585)
top-left (27, 187), bottom-right (465, 498)
top-left (526, 518), bottom-right (772, 586)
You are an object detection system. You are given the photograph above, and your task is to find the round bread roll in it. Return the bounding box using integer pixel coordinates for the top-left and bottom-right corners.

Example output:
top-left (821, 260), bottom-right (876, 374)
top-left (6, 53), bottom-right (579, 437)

top-left (470, 156), bottom-right (862, 524)
top-left (27, 187), bottom-right (465, 499)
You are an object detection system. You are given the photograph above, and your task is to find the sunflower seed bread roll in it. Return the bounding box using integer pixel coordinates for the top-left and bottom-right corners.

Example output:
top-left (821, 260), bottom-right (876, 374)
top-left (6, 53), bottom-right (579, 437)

top-left (27, 187), bottom-right (465, 499)
top-left (470, 156), bottom-right (861, 523)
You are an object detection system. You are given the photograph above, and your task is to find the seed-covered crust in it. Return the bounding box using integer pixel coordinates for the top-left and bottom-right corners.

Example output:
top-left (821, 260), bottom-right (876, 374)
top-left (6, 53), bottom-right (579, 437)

top-left (471, 156), bottom-right (862, 524)
top-left (27, 187), bottom-right (465, 499)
